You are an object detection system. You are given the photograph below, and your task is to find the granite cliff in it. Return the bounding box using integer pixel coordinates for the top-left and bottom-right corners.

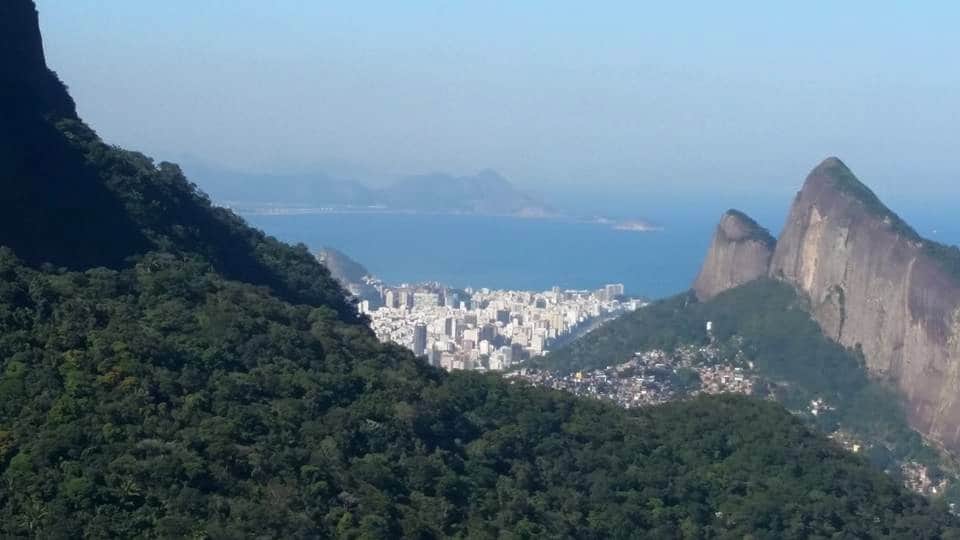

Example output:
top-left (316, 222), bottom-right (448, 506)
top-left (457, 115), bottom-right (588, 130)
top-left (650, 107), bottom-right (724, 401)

top-left (0, 0), bottom-right (76, 119)
top-left (694, 157), bottom-right (960, 452)
top-left (693, 209), bottom-right (776, 301)
top-left (770, 157), bottom-right (960, 452)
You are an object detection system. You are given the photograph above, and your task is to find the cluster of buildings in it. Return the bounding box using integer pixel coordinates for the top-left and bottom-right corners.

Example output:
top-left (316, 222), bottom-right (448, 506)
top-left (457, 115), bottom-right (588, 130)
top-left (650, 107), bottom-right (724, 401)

top-left (366, 283), bottom-right (638, 371)
top-left (512, 342), bottom-right (759, 408)
top-left (901, 462), bottom-right (949, 497)
top-left (509, 316), bottom-right (958, 503)
top-left (827, 431), bottom-right (950, 498)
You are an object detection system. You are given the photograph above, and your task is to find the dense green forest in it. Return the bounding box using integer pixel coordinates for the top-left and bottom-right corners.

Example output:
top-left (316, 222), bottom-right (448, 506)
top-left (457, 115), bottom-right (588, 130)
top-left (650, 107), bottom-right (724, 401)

top-left (3, 250), bottom-right (956, 537)
top-left (541, 279), bottom-right (945, 474)
top-left (2, 0), bottom-right (959, 536)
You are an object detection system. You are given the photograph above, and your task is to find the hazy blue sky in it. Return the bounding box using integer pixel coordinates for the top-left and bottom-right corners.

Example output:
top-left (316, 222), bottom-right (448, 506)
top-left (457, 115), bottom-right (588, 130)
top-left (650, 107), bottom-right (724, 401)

top-left (35, 1), bottom-right (960, 206)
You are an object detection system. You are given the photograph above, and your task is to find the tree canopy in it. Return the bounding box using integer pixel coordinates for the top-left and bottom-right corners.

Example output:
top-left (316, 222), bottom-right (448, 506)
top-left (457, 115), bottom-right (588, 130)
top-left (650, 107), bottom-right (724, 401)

top-left (2, 1), bottom-right (958, 535)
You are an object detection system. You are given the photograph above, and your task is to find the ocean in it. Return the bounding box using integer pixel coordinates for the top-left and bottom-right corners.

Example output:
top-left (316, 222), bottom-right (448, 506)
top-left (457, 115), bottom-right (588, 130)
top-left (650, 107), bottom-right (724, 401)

top-left (245, 212), bottom-right (715, 299)
top-left (245, 199), bottom-right (960, 301)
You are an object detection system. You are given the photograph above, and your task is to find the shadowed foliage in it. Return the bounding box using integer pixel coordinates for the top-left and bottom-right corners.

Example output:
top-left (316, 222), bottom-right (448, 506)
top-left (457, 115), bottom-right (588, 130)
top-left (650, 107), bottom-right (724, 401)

top-left (1, 1), bottom-right (958, 537)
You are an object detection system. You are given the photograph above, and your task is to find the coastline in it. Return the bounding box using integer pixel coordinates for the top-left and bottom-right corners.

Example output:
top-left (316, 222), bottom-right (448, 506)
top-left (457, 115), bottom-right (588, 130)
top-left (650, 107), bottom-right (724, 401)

top-left (226, 202), bottom-right (664, 232)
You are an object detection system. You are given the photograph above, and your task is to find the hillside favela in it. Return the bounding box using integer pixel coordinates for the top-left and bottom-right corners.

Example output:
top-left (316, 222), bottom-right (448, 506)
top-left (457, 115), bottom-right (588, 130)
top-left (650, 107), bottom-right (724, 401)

top-left (4, 0), bottom-right (960, 537)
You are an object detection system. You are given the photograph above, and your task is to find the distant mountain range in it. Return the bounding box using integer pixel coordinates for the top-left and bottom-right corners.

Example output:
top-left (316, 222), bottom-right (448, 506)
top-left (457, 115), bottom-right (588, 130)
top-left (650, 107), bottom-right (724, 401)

top-left (177, 158), bottom-right (376, 206)
top-left (181, 160), bottom-right (555, 217)
top-left (378, 170), bottom-right (553, 216)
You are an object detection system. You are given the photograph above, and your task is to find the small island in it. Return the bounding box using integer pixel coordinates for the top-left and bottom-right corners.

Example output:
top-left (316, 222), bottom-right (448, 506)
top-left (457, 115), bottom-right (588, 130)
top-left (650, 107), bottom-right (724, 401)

top-left (613, 220), bottom-right (663, 232)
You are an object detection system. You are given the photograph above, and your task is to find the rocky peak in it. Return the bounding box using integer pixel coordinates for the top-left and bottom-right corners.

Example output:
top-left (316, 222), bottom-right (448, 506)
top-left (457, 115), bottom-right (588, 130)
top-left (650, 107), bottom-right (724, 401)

top-left (1, 0), bottom-right (46, 73)
top-left (718, 209), bottom-right (777, 247)
top-left (690, 157), bottom-right (960, 451)
top-left (792, 157), bottom-right (917, 239)
top-left (692, 209), bottom-right (775, 301)
top-left (0, 0), bottom-right (76, 119)
top-left (770, 158), bottom-right (960, 452)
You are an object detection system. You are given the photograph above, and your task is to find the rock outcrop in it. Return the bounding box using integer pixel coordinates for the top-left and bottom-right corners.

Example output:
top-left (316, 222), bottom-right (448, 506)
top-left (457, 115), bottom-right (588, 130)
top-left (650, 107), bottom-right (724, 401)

top-left (692, 157), bottom-right (960, 451)
top-left (693, 210), bottom-right (776, 301)
top-left (0, 0), bottom-right (76, 119)
top-left (770, 157), bottom-right (960, 452)
top-left (316, 247), bottom-right (383, 308)
top-left (1, 0), bottom-right (152, 269)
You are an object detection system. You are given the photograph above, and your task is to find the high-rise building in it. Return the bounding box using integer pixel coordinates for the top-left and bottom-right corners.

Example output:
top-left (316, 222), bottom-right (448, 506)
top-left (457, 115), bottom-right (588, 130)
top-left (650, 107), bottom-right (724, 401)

top-left (398, 289), bottom-right (414, 309)
top-left (499, 346), bottom-right (513, 366)
top-left (440, 353), bottom-right (456, 371)
top-left (604, 283), bottom-right (625, 300)
top-left (447, 318), bottom-right (461, 340)
top-left (463, 327), bottom-right (479, 342)
top-left (529, 329), bottom-right (547, 356)
top-left (443, 317), bottom-right (453, 337)
top-left (479, 324), bottom-right (497, 342)
top-left (413, 292), bottom-right (440, 309)
top-left (413, 322), bottom-right (427, 356)
top-left (511, 343), bottom-right (526, 362)
top-left (489, 352), bottom-right (505, 371)
top-left (384, 290), bottom-right (396, 308)
top-left (495, 309), bottom-right (510, 325)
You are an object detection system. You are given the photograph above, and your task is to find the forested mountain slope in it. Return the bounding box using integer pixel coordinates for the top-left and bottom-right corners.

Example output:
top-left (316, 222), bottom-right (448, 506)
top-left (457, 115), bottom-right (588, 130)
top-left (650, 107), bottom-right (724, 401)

top-left (0, 0), bottom-right (353, 320)
top-left (1, 1), bottom-right (957, 537)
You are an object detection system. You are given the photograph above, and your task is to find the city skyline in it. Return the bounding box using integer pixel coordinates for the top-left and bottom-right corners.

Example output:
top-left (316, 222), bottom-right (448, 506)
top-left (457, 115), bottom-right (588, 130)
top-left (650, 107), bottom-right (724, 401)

top-left (363, 281), bottom-right (637, 372)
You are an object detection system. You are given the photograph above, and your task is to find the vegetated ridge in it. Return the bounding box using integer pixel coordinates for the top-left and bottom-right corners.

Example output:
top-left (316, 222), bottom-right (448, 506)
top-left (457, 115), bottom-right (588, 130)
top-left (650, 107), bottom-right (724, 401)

top-left (0, 2), bottom-right (956, 537)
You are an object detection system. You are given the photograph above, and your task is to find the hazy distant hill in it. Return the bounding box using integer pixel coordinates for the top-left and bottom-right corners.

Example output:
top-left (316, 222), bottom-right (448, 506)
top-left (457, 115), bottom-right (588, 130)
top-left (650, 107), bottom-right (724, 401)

top-left (377, 169), bottom-right (554, 216)
top-left (179, 158), bottom-right (375, 206)
top-left (183, 159), bottom-right (554, 217)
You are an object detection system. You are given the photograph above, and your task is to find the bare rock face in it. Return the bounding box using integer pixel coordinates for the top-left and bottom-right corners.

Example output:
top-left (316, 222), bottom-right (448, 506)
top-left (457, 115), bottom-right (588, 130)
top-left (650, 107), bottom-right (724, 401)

top-left (770, 157), bottom-right (960, 452)
top-left (0, 0), bottom-right (76, 119)
top-left (315, 247), bottom-right (383, 308)
top-left (693, 210), bottom-right (776, 301)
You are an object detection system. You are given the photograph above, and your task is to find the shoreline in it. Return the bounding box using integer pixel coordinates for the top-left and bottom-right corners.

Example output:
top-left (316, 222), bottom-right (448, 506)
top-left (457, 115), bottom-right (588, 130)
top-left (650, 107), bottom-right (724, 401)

top-left (229, 203), bottom-right (664, 232)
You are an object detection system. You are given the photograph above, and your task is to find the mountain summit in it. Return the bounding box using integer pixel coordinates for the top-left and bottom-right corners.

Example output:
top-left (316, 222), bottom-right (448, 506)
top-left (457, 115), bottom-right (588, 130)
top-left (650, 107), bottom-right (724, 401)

top-left (770, 158), bottom-right (960, 452)
top-left (0, 0), bottom-right (146, 269)
top-left (693, 157), bottom-right (960, 452)
top-left (0, 0), bottom-right (75, 118)
top-left (693, 209), bottom-right (775, 301)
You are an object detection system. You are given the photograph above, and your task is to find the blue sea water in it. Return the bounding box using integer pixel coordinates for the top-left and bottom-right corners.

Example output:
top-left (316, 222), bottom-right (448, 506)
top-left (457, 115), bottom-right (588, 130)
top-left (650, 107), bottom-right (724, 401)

top-left (245, 199), bottom-right (960, 301)
top-left (246, 212), bottom-right (716, 299)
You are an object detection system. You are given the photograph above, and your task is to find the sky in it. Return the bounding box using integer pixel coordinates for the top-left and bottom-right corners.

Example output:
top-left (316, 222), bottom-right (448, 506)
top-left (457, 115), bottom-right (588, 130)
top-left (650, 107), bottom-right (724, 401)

top-left (35, 1), bottom-right (960, 213)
